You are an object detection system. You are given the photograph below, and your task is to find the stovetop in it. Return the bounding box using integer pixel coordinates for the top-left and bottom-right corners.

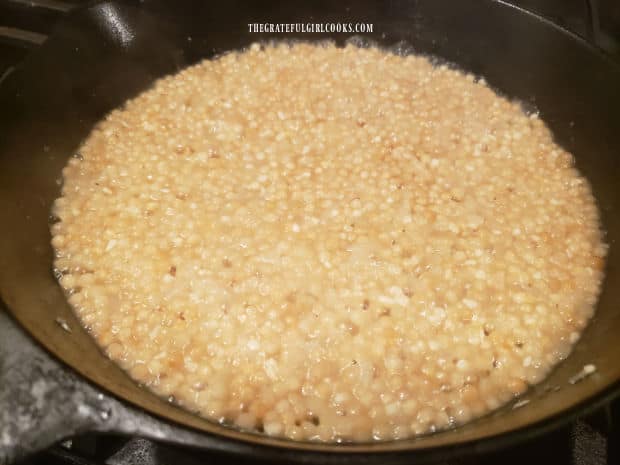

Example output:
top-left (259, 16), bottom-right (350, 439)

top-left (16, 424), bottom-right (619, 465)
top-left (1, 1), bottom-right (619, 464)
top-left (16, 417), bottom-right (620, 465)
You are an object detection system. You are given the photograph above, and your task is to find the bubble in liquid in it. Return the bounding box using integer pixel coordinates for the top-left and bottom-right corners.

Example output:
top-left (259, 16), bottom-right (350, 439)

top-left (345, 35), bottom-right (378, 49)
top-left (55, 317), bottom-right (72, 333)
top-left (389, 40), bottom-right (416, 57)
top-left (52, 267), bottom-right (64, 281)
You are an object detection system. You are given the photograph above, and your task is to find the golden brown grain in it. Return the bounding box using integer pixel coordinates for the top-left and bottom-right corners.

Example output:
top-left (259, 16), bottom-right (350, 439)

top-left (51, 42), bottom-right (606, 442)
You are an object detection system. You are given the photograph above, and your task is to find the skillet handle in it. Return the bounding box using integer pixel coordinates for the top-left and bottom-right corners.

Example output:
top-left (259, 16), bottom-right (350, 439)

top-left (0, 310), bottom-right (112, 464)
top-left (0, 309), bottom-right (228, 464)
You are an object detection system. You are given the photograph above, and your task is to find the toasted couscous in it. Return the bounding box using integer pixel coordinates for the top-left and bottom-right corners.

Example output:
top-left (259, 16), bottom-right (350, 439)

top-left (51, 43), bottom-right (606, 442)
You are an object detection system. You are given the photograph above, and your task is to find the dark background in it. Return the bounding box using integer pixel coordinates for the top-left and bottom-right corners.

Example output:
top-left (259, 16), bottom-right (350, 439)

top-left (513, 0), bottom-right (620, 54)
top-left (1, 0), bottom-right (620, 76)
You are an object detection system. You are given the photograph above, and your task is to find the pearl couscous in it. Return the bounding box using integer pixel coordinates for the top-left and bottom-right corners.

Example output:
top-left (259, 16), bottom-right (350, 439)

top-left (51, 43), bottom-right (606, 442)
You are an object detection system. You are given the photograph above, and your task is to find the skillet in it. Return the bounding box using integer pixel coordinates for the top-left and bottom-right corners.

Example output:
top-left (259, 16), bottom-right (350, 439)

top-left (0, 0), bottom-right (619, 463)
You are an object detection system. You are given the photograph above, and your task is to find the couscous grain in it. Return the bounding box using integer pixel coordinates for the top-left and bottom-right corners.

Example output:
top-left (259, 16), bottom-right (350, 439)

top-left (51, 43), bottom-right (606, 442)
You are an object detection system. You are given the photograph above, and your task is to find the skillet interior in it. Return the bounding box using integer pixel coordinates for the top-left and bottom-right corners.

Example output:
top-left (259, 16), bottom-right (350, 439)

top-left (0, 0), bottom-right (619, 457)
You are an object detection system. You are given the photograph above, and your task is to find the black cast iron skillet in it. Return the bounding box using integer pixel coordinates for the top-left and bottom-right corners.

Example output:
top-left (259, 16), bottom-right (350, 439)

top-left (1, 0), bottom-right (619, 463)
